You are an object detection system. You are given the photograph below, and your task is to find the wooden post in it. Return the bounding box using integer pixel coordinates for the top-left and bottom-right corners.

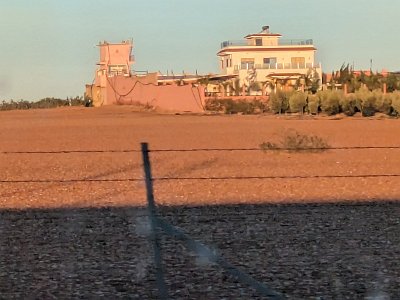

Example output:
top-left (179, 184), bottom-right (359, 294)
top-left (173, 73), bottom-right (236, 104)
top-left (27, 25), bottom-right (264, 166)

top-left (141, 143), bottom-right (169, 299)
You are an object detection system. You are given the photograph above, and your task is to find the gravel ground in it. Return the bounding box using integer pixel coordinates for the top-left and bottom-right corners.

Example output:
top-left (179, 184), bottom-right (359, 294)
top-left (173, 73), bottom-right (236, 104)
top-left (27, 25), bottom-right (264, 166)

top-left (1, 202), bottom-right (399, 299)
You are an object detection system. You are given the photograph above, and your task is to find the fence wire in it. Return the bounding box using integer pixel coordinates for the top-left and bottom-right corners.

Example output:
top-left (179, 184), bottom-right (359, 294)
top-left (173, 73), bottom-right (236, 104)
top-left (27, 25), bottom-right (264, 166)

top-left (2, 145), bottom-right (400, 154)
top-left (1, 146), bottom-right (400, 183)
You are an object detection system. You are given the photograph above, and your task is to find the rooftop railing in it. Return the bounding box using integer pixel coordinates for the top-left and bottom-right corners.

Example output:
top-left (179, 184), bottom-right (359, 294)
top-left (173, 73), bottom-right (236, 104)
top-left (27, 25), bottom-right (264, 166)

top-left (220, 40), bottom-right (248, 48)
top-left (279, 39), bottom-right (313, 45)
top-left (220, 39), bottom-right (313, 49)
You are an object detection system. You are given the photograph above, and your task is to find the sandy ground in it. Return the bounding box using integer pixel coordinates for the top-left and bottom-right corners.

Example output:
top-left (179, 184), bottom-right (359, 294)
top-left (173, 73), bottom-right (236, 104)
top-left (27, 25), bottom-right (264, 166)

top-left (1, 107), bottom-right (400, 299)
top-left (0, 106), bottom-right (400, 208)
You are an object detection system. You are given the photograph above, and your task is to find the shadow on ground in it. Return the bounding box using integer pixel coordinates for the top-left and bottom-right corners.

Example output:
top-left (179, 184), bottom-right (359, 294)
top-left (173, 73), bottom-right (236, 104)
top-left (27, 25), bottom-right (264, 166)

top-left (0, 201), bottom-right (399, 299)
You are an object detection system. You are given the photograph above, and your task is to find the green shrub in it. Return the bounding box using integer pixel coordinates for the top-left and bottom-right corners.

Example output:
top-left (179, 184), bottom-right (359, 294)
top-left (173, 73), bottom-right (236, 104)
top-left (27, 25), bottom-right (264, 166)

top-left (0, 97), bottom-right (85, 111)
top-left (319, 90), bottom-right (342, 115)
top-left (374, 90), bottom-right (392, 115)
top-left (269, 90), bottom-right (292, 114)
top-left (390, 91), bottom-right (400, 116)
top-left (204, 98), bottom-right (223, 112)
top-left (307, 94), bottom-right (320, 115)
top-left (339, 93), bottom-right (358, 116)
top-left (260, 129), bottom-right (330, 153)
top-left (289, 92), bottom-right (307, 113)
top-left (204, 98), bottom-right (266, 114)
top-left (354, 88), bottom-right (376, 117)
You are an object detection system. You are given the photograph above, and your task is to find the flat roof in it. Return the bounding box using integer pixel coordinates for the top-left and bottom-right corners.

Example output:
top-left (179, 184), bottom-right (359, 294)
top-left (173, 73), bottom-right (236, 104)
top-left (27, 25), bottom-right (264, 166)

top-left (218, 46), bottom-right (316, 55)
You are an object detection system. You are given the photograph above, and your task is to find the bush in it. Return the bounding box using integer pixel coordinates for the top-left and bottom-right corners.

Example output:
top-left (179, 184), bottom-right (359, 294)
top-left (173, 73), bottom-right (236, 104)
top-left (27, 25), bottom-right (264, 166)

top-left (390, 91), bottom-right (400, 116)
top-left (204, 98), bottom-right (222, 112)
top-left (354, 88), bottom-right (376, 117)
top-left (204, 98), bottom-right (266, 114)
top-left (289, 92), bottom-right (307, 114)
top-left (260, 129), bottom-right (330, 153)
top-left (374, 90), bottom-right (392, 115)
top-left (339, 93), bottom-right (359, 116)
top-left (319, 90), bottom-right (342, 115)
top-left (307, 94), bottom-right (320, 115)
top-left (0, 100), bottom-right (31, 111)
top-left (269, 90), bottom-right (292, 114)
top-left (0, 97), bottom-right (85, 111)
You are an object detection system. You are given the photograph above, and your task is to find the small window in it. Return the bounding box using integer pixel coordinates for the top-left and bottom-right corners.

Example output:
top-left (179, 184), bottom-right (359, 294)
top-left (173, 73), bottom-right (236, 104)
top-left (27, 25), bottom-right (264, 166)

top-left (241, 58), bottom-right (254, 69)
top-left (291, 57), bottom-right (305, 67)
top-left (255, 38), bottom-right (263, 46)
top-left (263, 57), bottom-right (277, 65)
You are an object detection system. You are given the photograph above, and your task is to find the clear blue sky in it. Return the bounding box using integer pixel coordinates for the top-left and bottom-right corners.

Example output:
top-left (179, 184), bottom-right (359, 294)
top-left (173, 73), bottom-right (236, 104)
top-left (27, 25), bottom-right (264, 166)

top-left (1, 0), bottom-right (399, 101)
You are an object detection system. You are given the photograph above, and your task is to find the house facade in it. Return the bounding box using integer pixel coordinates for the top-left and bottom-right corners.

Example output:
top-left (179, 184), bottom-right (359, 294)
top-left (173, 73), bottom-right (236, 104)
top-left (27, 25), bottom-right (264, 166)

top-left (217, 26), bottom-right (322, 94)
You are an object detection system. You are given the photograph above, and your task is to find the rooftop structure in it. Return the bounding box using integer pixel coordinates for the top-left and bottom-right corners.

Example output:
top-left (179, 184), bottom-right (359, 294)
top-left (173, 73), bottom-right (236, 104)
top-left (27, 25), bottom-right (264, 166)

top-left (97, 40), bottom-right (134, 76)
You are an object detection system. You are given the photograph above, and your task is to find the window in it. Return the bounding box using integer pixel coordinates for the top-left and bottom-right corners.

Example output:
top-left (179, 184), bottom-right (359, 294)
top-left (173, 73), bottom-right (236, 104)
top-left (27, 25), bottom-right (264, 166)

top-left (222, 57), bottom-right (232, 69)
top-left (255, 38), bottom-right (263, 46)
top-left (263, 57), bottom-right (277, 66)
top-left (291, 57), bottom-right (305, 68)
top-left (241, 58), bottom-right (254, 70)
top-left (108, 65), bottom-right (128, 75)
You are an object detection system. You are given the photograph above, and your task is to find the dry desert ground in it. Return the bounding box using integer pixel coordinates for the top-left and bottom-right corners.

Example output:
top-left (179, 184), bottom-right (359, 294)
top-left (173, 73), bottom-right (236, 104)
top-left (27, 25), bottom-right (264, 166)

top-left (1, 106), bottom-right (400, 208)
top-left (1, 107), bottom-right (400, 299)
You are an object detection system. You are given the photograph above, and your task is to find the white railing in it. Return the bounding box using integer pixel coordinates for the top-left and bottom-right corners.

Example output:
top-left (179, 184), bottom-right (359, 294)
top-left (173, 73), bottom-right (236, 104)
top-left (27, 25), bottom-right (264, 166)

top-left (220, 39), bottom-right (313, 49)
top-left (235, 62), bottom-right (321, 70)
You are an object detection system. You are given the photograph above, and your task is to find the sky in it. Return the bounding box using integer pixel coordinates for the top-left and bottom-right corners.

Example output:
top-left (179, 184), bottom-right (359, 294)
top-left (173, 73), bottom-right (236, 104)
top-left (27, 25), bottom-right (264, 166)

top-left (1, 0), bottom-right (400, 101)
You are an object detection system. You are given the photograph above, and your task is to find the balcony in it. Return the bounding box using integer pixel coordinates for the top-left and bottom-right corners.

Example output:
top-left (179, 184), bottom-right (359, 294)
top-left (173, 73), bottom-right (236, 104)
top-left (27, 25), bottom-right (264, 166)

top-left (220, 39), bottom-right (313, 49)
top-left (233, 62), bottom-right (321, 71)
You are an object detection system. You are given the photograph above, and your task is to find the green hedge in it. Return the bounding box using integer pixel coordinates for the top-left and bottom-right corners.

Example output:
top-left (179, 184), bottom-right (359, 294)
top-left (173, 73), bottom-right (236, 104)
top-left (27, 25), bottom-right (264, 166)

top-left (205, 98), bottom-right (267, 114)
top-left (0, 97), bottom-right (85, 111)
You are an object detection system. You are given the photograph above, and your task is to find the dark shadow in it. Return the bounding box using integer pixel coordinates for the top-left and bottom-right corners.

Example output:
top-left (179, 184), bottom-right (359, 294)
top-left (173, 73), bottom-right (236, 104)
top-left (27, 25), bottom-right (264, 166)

top-left (0, 201), bottom-right (399, 299)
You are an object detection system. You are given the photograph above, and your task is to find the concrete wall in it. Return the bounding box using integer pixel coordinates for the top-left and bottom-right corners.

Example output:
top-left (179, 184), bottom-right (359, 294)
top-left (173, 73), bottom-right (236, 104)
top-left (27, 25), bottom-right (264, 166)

top-left (112, 83), bottom-right (204, 112)
top-left (88, 74), bottom-right (205, 112)
top-left (99, 42), bottom-right (132, 66)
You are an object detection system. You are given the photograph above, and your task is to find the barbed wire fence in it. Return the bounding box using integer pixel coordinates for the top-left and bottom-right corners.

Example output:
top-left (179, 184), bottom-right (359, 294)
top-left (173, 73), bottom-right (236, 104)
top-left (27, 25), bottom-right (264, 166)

top-left (141, 142), bottom-right (285, 299)
top-left (2, 144), bottom-right (400, 298)
top-left (2, 145), bottom-right (400, 184)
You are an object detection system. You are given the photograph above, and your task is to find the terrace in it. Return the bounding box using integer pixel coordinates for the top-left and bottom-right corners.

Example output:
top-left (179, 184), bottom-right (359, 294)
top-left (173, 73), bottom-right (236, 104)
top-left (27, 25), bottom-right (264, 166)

top-left (220, 39), bottom-right (314, 49)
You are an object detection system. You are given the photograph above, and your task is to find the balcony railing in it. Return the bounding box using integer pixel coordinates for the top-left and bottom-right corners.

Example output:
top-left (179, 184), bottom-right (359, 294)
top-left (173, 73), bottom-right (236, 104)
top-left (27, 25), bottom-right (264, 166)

top-left (220, 39), bottom-right (313, 49)
top-left (233, 62), bottom-right (321, 71)
top-left (278, 39), bottom-right (313, 46)
top-left (220, 40), bottom-right (248, 48)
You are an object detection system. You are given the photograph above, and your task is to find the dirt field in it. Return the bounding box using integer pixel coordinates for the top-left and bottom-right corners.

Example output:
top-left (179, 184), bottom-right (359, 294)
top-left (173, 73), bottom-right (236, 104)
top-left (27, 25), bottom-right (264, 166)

top-left (1, 107), bottom-right (400, 299)
top-left (1, 106), bottom-right (400, 208)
